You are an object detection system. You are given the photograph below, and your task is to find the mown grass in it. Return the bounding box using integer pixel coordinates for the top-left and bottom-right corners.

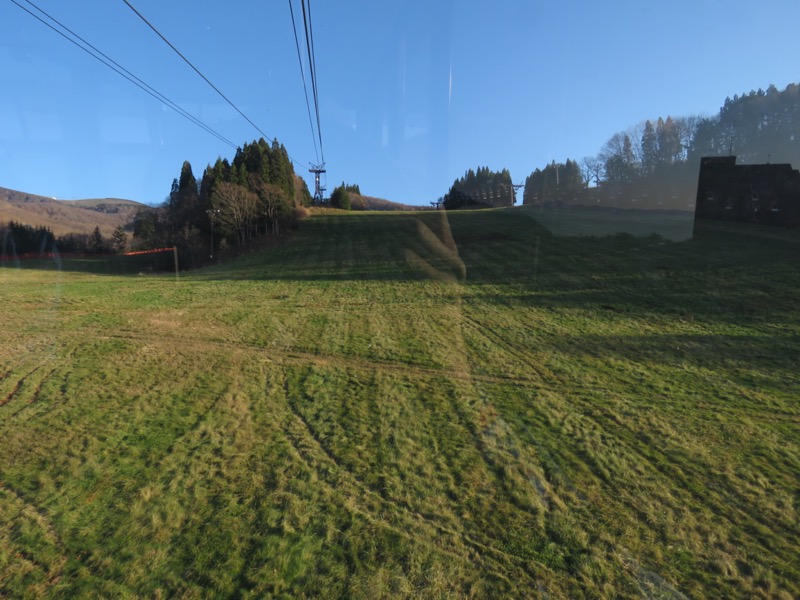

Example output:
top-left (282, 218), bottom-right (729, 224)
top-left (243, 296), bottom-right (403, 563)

top-left (1, 208), bottom-right (798, 598)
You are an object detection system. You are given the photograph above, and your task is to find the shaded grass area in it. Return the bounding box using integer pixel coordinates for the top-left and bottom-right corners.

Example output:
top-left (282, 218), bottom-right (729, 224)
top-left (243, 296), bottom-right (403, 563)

top-left (515, 204), bottom-right (695, 241)
top-left (1, 209), bottom-right (798, 598)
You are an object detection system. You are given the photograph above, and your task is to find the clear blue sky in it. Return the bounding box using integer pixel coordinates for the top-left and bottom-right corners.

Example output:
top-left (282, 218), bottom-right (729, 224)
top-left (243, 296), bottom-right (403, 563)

top-left (2, 0), bottom-right (799, 205)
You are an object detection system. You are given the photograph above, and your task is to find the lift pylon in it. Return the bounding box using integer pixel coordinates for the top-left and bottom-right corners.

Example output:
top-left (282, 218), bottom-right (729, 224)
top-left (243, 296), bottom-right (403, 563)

top-left (309, 163), bottom-right (327, 204)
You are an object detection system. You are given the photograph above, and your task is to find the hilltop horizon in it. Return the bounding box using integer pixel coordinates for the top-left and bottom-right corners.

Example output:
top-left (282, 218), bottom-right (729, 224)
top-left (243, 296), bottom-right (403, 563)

top-left (0, 185), bottom-right (147, 237)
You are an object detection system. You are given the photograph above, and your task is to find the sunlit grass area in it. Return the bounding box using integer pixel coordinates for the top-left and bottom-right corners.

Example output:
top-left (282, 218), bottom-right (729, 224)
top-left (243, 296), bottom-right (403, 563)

top-left (1, 209), bottom-right (798, 598)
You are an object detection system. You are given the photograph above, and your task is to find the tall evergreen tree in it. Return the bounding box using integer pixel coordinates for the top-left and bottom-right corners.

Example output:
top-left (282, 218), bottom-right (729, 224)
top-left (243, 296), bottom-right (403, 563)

top-left (523, 160), bottom-right (585, 204)
top-left (90, 226), bottom-right (106, 254)
top-left (688, 83), bottom-right (800, 166)
top-left (443, 167), bottom-right (513, 209)
top-left (330, 183), bottom-right (352, 210)
top-left (604, 135), bottom-right (637, 185)
top-left (656, 117), bottom-right (681, 166)
top-left (111, 226), bottom-right (128, 254)
top-left (168, 161), bottom-right (200, 232)
top-left (641, 120), bottom-right (657, 175)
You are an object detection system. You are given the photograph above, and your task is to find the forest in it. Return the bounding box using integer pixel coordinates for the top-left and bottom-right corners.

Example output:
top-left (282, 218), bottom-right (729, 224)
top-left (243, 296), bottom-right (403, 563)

top-left (132, 138), bottom-right (312, 267)
top-left (0, 221), bottom-right (127, 257)
top-left (443, 83), bottom-right (800, 212)
top-left (441, 167), bottom-right (514, 210)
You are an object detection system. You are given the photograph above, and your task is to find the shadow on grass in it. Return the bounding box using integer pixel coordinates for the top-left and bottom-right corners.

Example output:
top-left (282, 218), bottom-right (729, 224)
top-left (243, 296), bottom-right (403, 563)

top-left (556, 332), bottom-right (800, 378)
top-left (515, 204), bottom-right (697, 241)
top-left (191, 211), bottom-right (466, 283)
top-left (459, 210), bottom-right (799, 282)
top-left (2, 251), bottom-right (177, 277)
top-left (5, 210), bottom-right (798, 292)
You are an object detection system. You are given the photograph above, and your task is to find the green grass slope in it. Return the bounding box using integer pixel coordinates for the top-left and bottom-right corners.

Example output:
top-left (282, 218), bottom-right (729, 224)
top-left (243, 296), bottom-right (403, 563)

top-left (1, 209), bottom-right (798, 598)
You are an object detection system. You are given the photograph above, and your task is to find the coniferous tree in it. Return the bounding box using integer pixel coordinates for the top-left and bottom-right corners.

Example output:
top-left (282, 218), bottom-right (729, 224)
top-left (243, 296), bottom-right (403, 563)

top-left (132, 208), bottom-right (167, 249)
top-left (656, 117), bottom-right (682, 167)
top-left (139, 137), bottom-right (308, 259)
top-left (641, 120), bottom-right (658, 176)
top-left (523, 160), bottom-right (585, 204)
top-left (90, 226), bottom-right (106, 254)
top-left (1, 222), bottom-right (56, 255)
top-left (442, 167), bottom-right (513, 209)
top-left (111, 226), bottom-right (128, 254)
top-left (330, 184), bottom-right (352, 210)
top-left (688, 83), bottom-right (800, 166)
top-left (604, 135), bottom-right (638, 185)
top-left (168, 161), bottom-right (200, 232)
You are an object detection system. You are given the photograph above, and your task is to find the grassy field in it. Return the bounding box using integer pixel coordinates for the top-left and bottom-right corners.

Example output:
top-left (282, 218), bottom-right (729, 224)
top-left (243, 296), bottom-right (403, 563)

top-left (1, 208), bottom-right (798, 598)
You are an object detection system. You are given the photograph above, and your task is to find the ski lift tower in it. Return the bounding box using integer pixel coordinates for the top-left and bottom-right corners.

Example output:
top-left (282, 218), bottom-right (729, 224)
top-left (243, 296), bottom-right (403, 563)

top-left (309, 163), bottom-right (327, 204)
top-left (508, 182), bottom-right (524, 204)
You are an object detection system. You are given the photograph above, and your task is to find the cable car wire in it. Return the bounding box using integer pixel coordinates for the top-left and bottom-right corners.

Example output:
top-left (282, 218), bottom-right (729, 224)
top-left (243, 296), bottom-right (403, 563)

top-left (288, 0), bottom-right (320, 164)
top-left (306, 0), bottom-right (323, 161)
top-left (11, 0), bottom-right (239, 149)
top-left (300, 0), bottom-right (324, 163)
top-left (122, 0), bottom-right (305, 169)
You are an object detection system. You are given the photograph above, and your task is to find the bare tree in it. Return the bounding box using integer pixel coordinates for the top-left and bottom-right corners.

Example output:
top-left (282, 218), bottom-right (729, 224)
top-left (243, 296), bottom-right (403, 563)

top-left (212, 181), bottom-right (259, 245)
top-left (581, 156), bottom-right (604, 187)
top-left (675, 115), bottom-right (702, 161)
top-left (249, 175), bottom-right (289, 236)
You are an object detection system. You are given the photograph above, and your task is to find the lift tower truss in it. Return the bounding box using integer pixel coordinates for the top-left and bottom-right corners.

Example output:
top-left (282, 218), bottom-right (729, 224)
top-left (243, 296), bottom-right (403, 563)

top-left (309, 164), bottom-right (326, 204)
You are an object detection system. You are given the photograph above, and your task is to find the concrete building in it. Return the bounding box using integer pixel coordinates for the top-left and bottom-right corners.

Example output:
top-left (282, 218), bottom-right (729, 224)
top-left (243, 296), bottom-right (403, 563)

top-left (695, 156), bottom-right (800, 228)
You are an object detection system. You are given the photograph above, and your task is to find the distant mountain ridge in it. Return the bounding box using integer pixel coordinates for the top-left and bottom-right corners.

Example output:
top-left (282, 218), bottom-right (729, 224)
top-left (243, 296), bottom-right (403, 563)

top-left (0, 186), bottom-right (147, 236)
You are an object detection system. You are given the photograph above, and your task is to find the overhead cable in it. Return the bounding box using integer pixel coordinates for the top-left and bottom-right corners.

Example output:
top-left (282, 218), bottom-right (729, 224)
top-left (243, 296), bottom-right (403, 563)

top-left (300, 0), bottom-right (324, 163)
top-left (288, 0), bottom-right (319, 164)
top-left (122, 0), bottom-right (305, 169)
top-left (306, 0), bottom-right (323, 161)
top-left (11, 0), bottom-right (238, 149)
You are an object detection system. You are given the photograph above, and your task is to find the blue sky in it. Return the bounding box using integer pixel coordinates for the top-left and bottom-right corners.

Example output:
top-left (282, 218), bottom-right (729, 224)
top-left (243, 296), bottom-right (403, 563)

top-left (2, 0), bottom-right (799, 205)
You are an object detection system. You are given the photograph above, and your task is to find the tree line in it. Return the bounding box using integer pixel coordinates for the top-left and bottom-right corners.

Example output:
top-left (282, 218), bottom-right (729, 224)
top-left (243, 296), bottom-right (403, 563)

top-left (570, 83), bottom-right (800, 210)
top-left (1, 221), bottom-right (128, 257)
top-left (442, 167), bottom-right (514, 209)
top-left (443, 82), bottom-right (798, 212)
top-left (522, 159), bottom-right (584, 204)
top-left (329, 182), bottom-right (361, 210)
top-left (133, 138), bottom-right (312, 266)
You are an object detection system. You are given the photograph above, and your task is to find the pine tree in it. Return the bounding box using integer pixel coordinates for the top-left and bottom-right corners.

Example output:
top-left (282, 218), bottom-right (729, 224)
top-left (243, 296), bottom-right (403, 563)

top-left (111, 226), bottom-right (128, 254)
top-left (330, 184), bottom-right (352, 210)
top-left (168, 161), bottom-right (199, 232)
top-left (90, 226), bottom-right (106, 254)
top-left (656, 117), bottom-right (681, 166)
top-left (641, 120), bottom-right (657, 175)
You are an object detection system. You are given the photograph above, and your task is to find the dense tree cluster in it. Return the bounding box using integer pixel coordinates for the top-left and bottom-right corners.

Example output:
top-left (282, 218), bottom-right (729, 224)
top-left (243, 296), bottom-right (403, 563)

top-left (1, 221), bottom-right (55, 256)
top-left (442, 167), bottom-right (513, 210)
top-left (542, 83), bottom-right (800, 210)
top-left (596, 116), bottom-right (697, 185)
top-left (330, 182), bottom-right (362, 210)
top-left (0, 222), bottom-right (126, 257)
top-left (522, 160), bottom-right (585, 205)
top-left (330, 186), bottom-right (350, 211)
top-left (340, 183), bottom-right (361, 195)
top-left (690, 84), bottom-right (800, 165)
top-left (133, 138), bottom-right (311, 266)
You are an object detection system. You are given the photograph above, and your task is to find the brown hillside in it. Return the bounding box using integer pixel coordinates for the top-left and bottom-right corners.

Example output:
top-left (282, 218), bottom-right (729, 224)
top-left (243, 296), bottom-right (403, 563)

top-left (0, 186), bottom-right (147, 237)
top-left (351, 194), bottom-right (423, 211)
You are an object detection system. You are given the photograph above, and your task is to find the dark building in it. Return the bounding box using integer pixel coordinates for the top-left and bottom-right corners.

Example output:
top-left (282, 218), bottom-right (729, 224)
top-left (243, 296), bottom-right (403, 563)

top-left (695, 156), bottom-right (800, 229)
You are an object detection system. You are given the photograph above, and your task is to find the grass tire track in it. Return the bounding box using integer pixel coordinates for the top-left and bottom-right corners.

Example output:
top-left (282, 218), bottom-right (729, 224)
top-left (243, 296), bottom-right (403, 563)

top-left (276, 368), bottom-right (543, 590)
top-left (0, 482), bottom-right (68, 594)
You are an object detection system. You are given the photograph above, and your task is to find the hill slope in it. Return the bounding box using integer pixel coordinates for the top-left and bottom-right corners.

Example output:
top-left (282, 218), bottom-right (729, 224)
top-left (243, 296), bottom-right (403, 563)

top-left (1, 210), bottom-right (798, 598)
top-left (351, 193), bottom-right (423, 211)
top-left (0, 186), bottom-right (147, 236)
